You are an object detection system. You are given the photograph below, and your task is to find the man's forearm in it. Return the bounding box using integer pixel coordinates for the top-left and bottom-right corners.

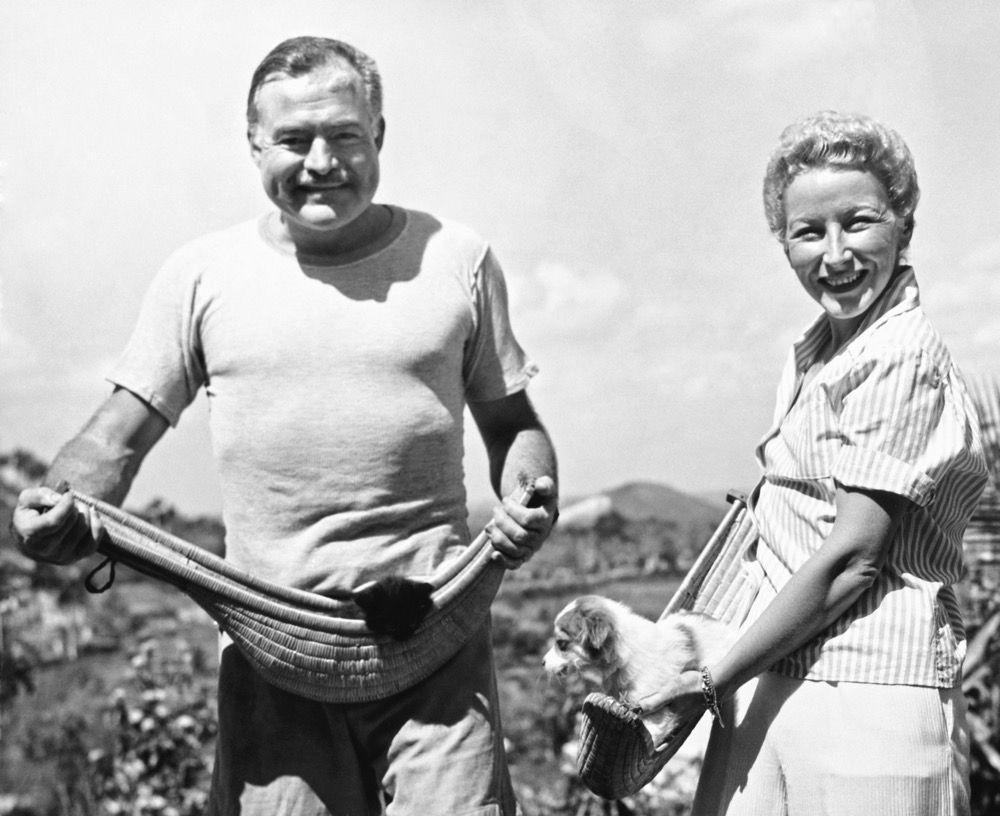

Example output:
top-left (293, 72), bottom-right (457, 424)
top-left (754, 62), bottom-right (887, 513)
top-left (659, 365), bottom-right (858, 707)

top-left (42, 388), bottom-right (170, 506)
top-left (44, 433), bottom-right (143, 505)
top-left (490, 426), bottom-right (558, 500)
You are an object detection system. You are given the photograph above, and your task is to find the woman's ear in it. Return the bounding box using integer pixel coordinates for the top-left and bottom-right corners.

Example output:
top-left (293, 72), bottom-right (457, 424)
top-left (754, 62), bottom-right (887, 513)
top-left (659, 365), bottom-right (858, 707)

top-left (898, 215), bottom-right (915, 251)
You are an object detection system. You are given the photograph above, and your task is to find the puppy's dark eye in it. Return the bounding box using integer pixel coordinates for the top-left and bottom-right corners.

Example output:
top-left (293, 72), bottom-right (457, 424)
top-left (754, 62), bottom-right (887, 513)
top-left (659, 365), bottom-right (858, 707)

top-left (555, 638), bottom-right (570, 650)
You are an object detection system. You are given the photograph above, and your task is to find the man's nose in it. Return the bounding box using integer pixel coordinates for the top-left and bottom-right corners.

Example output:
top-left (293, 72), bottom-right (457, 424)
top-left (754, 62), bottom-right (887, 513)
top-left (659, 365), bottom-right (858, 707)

top-left (303, 138), bottom-right (338, 175)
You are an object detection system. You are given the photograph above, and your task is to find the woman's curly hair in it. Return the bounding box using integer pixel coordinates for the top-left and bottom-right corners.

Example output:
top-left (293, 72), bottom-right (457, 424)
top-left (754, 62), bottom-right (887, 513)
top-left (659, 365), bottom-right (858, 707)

top-left (763, 111), bottom-right (920, 248)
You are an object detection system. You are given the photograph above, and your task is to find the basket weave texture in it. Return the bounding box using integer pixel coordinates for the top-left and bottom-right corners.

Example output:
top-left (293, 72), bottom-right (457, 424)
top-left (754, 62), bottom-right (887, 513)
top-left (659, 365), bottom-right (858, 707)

top-left (575, 491), bottom-right (762, 800)
top-left (73, 485), bottom-right (532, 704)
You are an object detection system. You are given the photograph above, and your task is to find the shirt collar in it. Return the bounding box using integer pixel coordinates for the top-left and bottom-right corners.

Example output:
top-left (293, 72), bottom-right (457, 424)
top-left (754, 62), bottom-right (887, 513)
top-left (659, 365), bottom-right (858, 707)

top-left (792, 266), bottom-right (920, 373)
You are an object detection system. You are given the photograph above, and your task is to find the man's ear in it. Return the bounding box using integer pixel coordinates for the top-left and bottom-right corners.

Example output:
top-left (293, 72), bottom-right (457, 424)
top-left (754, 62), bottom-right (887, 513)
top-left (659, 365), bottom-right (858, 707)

top-left (375, 116), bottom-right (386, 151)
top-left (248, 127), bottom-right (263, 166)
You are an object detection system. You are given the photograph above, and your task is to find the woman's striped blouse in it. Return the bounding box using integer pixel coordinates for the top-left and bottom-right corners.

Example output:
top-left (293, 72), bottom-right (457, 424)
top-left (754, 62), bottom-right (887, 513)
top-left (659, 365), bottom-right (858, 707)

top-left (751, 267), bottom-right (988, 687)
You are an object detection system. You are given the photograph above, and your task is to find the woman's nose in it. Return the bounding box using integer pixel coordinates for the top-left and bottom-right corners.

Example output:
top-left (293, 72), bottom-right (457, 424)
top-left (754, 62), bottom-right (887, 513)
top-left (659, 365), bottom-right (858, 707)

top-left (822, 228), bottom-right (853, 268)
top-left (304, 138), bottom-right (338, 174)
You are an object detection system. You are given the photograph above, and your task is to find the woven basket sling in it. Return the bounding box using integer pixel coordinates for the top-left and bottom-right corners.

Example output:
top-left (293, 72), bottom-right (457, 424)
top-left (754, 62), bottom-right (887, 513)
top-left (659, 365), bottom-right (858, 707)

top-left (575, 490), bottom-right (764, 800)
top-left (74, 482), bottom-right (534, 704)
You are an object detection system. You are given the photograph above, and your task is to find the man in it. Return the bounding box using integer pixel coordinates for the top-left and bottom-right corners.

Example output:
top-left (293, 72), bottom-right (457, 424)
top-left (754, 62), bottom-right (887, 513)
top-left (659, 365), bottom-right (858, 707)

top-left (13, 36), bottom-right (558, 815)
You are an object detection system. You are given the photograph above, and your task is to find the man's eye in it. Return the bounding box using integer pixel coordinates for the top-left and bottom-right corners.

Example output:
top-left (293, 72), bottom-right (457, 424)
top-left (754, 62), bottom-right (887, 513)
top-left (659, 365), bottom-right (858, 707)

top-left (277, 135), bottom-right (310, 150)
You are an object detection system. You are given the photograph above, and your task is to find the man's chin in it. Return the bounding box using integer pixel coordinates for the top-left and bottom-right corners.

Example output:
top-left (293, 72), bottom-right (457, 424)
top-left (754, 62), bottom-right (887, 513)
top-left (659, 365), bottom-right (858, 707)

top-left (291, 204), bottom-right (354, 231)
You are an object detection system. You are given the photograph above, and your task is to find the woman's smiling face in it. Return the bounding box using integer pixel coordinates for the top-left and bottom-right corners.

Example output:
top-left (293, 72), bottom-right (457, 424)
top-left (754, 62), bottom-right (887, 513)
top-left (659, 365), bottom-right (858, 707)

top-left (783, 167), bottom-right (905, 341)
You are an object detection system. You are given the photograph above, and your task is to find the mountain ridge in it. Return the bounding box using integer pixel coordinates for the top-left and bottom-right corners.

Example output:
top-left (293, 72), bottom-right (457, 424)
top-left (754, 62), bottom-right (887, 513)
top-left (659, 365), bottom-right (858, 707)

top-left (466, 479), bottom-right (733, 533)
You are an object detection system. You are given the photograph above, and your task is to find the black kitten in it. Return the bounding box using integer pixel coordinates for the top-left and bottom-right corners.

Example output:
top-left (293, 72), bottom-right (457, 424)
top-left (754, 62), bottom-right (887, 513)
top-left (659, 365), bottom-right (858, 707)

top-left (352, 576), bottom-right (435, 640)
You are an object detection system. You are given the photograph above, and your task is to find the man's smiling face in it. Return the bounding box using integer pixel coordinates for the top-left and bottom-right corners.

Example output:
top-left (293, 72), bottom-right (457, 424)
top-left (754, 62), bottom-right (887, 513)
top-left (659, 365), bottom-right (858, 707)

top-left (249, 60), bottom-right (383, 245)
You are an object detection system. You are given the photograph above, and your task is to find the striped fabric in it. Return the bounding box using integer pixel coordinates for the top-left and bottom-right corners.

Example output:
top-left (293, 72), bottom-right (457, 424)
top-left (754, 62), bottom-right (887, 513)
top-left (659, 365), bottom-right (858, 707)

top-left (751, 267), bottom-right (988, 687)
top-left (963, 372), bottom-right (1000, 488)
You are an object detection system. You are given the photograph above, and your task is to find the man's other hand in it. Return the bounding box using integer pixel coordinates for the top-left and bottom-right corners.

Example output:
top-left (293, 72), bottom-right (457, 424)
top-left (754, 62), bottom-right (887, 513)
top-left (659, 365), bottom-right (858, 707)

top-left (488, 475), bottom-right (559, 570)
top-left (11, 486), bottom-right (103, 565)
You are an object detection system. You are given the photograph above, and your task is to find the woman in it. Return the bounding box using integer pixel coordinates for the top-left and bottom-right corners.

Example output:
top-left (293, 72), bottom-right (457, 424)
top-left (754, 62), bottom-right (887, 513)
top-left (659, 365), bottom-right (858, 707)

top-left (651, 112), bottom-right (988, 815)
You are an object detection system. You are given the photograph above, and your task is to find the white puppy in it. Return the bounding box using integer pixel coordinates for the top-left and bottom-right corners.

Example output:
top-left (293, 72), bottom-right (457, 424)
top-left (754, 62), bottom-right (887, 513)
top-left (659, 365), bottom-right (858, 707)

top-left (543, 595), bottom-right (735, 742)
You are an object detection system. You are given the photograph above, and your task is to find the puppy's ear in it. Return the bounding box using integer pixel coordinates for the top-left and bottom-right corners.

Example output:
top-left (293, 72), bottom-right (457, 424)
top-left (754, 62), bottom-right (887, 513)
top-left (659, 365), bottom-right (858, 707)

top-left (582, 610), bottom-right (613, 655)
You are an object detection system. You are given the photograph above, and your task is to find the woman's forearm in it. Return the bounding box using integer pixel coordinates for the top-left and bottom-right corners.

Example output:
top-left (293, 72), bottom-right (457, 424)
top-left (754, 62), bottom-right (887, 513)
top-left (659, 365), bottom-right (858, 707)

top-left (710, 551), bottom-right (876, 699)
top-left (711, 486), bottom-right (907, 700)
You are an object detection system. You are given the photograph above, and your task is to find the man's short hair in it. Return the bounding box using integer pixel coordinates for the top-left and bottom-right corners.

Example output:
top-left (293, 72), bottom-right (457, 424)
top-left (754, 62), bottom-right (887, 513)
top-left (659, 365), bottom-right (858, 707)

top-left (762, 110), bottom-right (920, 248)
top-left (246, 36), bottom-right (383, 131)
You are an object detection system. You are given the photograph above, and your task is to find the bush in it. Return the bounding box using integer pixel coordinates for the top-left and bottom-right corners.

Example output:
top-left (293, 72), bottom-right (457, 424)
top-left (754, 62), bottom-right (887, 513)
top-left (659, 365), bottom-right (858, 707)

top-left (12, 638), bottom-right (217, 816)
top-left (87, 638), bottom-right (217, 815)
top-left (965, 607), bottom-right (1000, 814)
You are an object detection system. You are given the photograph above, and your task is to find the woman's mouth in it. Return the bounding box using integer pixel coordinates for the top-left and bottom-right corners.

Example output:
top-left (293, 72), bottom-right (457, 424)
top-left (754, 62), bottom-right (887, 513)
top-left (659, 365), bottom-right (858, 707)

top-left (821, 269), bottom-right (867, 293)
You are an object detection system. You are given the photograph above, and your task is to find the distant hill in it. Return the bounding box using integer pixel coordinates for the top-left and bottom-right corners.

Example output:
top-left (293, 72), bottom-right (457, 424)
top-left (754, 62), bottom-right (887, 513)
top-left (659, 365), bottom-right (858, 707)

top-left (584, 480), bottom-right (726, 527)
top-left (468, 479), bottom-right (729, 535)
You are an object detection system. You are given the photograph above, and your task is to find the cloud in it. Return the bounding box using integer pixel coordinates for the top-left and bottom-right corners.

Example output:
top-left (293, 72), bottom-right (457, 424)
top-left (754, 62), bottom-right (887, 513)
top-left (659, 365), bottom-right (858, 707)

top-left (962, 240), bottom-right (1000, 275)
top-left (640, 0), bottom-right (883, 73)
top-left (2, 344), bottom-right (118, 398)
top-left (726, 0), bottom-right (881, 71)
top-left (509, 260), bottom-right (629, 337)
top-left (920, 240), bottom-right (1000, 375)
top-left (923, 238), bottom-right (1000, 310)
top-left (0, 285), bottom-right (39, 374)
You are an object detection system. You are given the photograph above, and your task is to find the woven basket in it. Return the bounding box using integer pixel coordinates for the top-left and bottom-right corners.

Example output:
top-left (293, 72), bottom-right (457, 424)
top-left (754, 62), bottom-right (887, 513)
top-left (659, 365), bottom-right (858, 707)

top-left (575, 490), bottom-right (763, 800)
top-left (73, 484), bottom-right (533, 704)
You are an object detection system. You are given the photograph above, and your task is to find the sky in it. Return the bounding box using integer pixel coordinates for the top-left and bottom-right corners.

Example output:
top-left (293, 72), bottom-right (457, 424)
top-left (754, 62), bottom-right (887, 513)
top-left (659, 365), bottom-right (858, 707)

top-left (2, 0), bottom-right (1000, 515)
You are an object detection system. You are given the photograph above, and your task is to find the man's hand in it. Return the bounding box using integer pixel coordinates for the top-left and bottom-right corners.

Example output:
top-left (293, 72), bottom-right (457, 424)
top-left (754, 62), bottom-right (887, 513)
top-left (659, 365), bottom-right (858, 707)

top-left (488, 475), bottom-right (558, 570)
top-left (9, 387), bottom-right (168, 566)
top-left (11, 486), bottom-right (103, 565)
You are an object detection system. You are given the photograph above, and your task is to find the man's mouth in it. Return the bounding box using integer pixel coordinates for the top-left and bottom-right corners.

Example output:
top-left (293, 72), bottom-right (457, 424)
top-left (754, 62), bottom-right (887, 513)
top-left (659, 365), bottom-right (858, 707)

top-left (298, 173), bottom-right (351, 192)
top-left (301, 181), bottom-right (350, 192)
top-left (821, 269), bottom-right (867, 293)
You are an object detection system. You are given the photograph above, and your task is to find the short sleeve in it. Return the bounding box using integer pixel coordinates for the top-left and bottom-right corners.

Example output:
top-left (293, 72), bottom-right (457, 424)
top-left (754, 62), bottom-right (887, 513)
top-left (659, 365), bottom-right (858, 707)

top-left (831, 349), bottom-right (959, 506)
top-left (106, 249), bottom-right (207, 426)
top-left (462, 247), bottom-right (538, 402)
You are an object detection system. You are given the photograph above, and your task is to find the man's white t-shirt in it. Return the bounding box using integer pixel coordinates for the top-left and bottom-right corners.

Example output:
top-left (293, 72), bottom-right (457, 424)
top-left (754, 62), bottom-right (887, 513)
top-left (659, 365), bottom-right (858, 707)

top-left (109, 206), bottom-right (536, 595)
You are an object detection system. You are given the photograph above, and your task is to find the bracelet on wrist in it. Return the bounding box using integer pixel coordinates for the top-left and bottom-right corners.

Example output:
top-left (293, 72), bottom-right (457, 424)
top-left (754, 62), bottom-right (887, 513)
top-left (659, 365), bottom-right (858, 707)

top-left (700, 665), bottom-right (724, 728)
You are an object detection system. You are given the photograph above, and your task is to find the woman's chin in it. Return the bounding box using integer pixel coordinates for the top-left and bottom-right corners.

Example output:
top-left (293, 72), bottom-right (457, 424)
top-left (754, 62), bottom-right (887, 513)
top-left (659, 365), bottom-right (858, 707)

top-left (820, 291), bottom-right (876, 322)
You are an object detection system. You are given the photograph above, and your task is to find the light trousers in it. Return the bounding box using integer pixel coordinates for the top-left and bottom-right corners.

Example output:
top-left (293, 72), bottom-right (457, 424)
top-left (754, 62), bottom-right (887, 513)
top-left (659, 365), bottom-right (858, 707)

top-left (691, 671), bottom-right (971, 816)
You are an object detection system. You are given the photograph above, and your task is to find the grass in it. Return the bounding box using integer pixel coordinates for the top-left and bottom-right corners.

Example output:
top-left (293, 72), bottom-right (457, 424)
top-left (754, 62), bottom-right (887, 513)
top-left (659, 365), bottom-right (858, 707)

top-left (0, 573), bottom-right (682, 813)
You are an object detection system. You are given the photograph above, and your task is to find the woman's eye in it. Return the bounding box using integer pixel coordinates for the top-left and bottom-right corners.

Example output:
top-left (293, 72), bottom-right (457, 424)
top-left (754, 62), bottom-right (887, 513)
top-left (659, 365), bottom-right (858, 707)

top-left (846, 217), bottom-right (876, 231)
top-left (789, 226), bottom-right (821, 240)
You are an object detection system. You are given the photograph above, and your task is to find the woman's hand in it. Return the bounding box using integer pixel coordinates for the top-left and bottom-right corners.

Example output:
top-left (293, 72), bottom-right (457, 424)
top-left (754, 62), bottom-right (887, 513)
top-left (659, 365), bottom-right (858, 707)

top-left (638, 668), bottom-right (708, 744)
top-left (667, 486), bottom-right (908, 711)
